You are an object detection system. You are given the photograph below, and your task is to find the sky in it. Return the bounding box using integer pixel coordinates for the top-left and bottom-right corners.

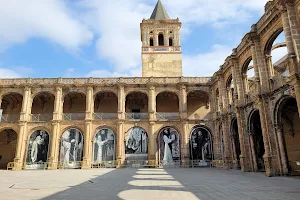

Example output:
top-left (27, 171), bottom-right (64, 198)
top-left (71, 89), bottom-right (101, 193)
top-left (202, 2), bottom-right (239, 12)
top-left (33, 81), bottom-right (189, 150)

top-left (0, 0), bottom-right (287, 78)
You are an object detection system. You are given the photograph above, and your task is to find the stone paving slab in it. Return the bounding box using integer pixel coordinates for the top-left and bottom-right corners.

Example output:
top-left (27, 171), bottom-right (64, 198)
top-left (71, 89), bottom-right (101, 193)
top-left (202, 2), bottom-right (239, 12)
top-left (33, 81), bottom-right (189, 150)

top-left (0, 168), bottom-right (300, 200)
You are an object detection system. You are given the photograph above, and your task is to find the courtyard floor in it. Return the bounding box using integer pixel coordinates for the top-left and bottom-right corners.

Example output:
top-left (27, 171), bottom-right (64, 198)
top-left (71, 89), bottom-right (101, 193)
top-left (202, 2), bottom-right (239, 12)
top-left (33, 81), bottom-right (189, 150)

top-left (0, 168), bottom-right (300, 200)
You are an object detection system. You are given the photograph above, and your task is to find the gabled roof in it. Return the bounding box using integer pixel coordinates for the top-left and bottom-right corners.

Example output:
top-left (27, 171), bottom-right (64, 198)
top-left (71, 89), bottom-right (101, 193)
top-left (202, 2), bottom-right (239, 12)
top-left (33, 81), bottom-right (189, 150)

top-left (150, 0), bottom-right (170, 20)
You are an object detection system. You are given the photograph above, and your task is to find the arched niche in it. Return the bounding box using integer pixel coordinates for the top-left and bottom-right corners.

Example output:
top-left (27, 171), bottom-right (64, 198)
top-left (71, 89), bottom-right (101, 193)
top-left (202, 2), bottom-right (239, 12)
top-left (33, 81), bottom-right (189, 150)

top-left (93, 128), bottom-right (116, 165)
top-left (158, 126), bottom-right (180, 166)
top-left (189, 126), bottom-right (213, 165)
top-left (0, 129), bottom-right (17, 169)
top-left (125, 127), bottom-right (148, 161)
top-left (25, 130), bottom-right (50, 169)
top-left (59, 128), bottom-right (84, 168)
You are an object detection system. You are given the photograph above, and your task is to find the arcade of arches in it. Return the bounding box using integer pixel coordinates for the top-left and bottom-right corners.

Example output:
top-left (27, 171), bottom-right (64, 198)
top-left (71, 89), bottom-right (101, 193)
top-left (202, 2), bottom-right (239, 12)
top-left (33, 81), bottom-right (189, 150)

top-left (1, 0), bottom-right (300, 177)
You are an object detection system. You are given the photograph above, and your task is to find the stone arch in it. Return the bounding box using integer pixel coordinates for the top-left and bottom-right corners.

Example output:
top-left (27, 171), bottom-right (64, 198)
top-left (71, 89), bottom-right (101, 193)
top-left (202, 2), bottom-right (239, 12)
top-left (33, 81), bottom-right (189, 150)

top-left (189, 125), bottom-right (213, 163)
top-left (92, 127), bottom-right (116, 164)
top-left (248, 109), bottom-right (265, 171)
top-left (274, 95), bottom-right (300, 174)
top-left (0, 128), bottom-right (18, 169)
top-left (230, 117), bottom-right (241, 168)
top-left (1, 93), bottom-right (23, 122)
top-left (94, 91), bottom-right (118, 114)
top-left (187, 90), bottom-right (210, 120)
top-left (124, 126), bottom-right (148, 160)
top-left (264, 28), bottom-right (284, 55)
top-left (125, 92), bottom-right (149, 115)
top-left (31, 92), bottom-right (55, 121)
top-left (59, 128), bottom-right (84, 168)
top-left (158, 126), bottom-right (181, 166)
top-left (31, 90), bottom-right (55, 100)
top-left (156, 91), bottom-right (179, 113)
top-left (25, 128), bottom-right (50, 169)
top-left (63, 92), bottom-right (86, 119)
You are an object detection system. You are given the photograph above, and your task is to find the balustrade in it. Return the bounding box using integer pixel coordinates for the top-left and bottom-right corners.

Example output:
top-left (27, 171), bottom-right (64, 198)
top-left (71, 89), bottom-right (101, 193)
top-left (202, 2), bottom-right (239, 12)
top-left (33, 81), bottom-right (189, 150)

top-left (156, 112), bottom-right (180, 121)
top-left (0, 114), bottom-right (20, 123)
top-left (63, 113), bottom-right (85, 121)
top-left (94, 113), bottom-right (118, 120)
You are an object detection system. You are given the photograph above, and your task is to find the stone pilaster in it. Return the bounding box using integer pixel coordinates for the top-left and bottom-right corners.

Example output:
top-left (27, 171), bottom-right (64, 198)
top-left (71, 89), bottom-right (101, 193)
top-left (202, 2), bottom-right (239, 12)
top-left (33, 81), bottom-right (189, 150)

top-left (154, 31), bottom-right (158, 46)
top-left (85, 86), bottom-right (94, 120)
top-left (257, 97), bottom-right (276, 176)
top-left (13, 87), bottom-right (31, 170)
top-left (232, 58), bottom-right (245, 105)
top-left (82, 120), bottom-right (92, 169)
top-left (179, 84), bottom-right (187, 119)
top-left (148, 122), bottom-right (157, 161)
top-left (117, 121), bottom-right (124, 165)
top-left (118, 85), bottom-right (125, 120)
top-left (148, 86), bottom-right (156, 121)
top-left (48, 86), bottom-right (63, 169)
top-left (275, 123), bottom-right (289, 175)
top-left (236, 108), bottom-right (252, 172)
top-left (181, 120), bottom-right (189, 167)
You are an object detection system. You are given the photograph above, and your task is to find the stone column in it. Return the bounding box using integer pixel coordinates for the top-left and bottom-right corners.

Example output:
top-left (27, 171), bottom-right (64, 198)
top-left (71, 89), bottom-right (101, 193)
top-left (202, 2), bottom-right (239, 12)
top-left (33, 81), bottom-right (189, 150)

top-left (117, 121), bottom-right (124, 166)
top-left (266, 55), bottom-right (274, 77)
top-left (154, 31), bottom-right (158, 46)
top-left (236, 109), bottom-right (252, 172)
top-left (48, 86), bottom-right (63, 169)
top-left (164, 31), bottom-right (169, 46)
top-left (221, 115), bottom-right (231, 168)
top-left (231, 58), bottom-right (246, 105)
top-left (281, 5), bottom-right (300, 119)
top-left (258, 99), bottom-right (275, 176)
top-left (275, 123), bottom-right (289, 175)
top-left (181, 121), bottom-right (189, 167)
top-left (118, 85), bottom-right (125, 120)
top-left (14, 87), bottom-right (31, 170)
top-left (249, 132), bottom-right (258, 172)
top-left (85, 86), bottom-right (94, 120)
top-left (82, 86), bottom-right (94, 169)
top-left (285, 0), bottom-right (300, 66)
top-left (148, 86), bottom-right (156, 121)
top-left (179, 84), bottom-right (187, 119)
top-left (250, 31), bottom-right (270, 93)
top-left (82, 121), bottom-right (92, 169)
top-left (148, 122), bottom-right (157, 162)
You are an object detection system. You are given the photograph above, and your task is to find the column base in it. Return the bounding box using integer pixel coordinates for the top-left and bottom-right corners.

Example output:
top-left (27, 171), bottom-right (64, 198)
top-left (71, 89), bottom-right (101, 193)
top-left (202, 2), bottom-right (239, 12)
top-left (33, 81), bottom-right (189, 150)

top-left (81, 159), bottom-right (91, 169)
top-left (12, 158), bottom-right (22, 171)
top-left (263, 155), bottom-right (275, 177)
top-left (240, 156), bottom-right (252, 172)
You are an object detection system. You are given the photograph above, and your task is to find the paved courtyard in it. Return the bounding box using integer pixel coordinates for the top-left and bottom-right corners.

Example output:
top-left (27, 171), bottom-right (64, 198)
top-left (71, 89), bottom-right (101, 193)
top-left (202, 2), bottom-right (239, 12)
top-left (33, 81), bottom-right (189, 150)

top-left (0, 168), bottom-right (300, 200)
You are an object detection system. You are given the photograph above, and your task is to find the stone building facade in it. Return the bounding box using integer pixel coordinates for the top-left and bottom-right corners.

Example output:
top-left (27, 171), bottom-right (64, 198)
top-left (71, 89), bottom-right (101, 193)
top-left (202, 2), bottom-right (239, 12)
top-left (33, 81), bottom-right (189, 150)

top-left (0, 0), bottom-right (300, 177)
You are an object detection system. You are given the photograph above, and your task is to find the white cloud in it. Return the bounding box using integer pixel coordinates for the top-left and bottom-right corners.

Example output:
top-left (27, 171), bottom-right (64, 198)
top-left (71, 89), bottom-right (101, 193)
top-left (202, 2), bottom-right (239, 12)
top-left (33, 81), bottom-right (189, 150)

top-left (87, 68), bottom-right (142, 77)
top-left (77, 0), bottom-right (269, 75)
top-left (0, 68), bottom-right (22, 78)
top-left (0, 0), bottom-right (93, 52)
top-left (183, 44), bottom-right (232, 76)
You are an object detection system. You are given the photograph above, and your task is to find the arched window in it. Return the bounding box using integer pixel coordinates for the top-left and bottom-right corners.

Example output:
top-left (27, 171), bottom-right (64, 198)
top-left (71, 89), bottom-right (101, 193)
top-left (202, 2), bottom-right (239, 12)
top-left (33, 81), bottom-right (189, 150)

top-left (150, 38), bottom-right (154, 46)
top-left (158, 34), bottom-right (164, 46)
top-left (169, 38), bottom-right (173, 46)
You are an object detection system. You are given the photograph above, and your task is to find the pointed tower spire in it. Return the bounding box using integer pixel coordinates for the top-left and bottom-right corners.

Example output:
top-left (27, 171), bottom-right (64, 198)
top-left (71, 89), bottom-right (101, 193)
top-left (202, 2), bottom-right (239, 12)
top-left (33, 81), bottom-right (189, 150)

top-left (150, 0), bottom-right (170, 20)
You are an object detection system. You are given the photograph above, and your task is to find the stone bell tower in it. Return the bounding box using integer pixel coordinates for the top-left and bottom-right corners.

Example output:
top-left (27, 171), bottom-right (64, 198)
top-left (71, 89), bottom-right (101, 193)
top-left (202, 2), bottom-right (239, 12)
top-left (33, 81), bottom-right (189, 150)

top-left (141, 0), bottom-right (182, 77)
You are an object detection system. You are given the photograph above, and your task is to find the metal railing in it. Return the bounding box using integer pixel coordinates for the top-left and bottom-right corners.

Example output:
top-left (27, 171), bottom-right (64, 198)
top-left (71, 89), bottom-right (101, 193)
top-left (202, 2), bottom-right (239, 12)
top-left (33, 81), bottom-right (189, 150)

top-left (125, 113), bottom-right (148, 120)
top-left (94, 113), bottom-right (118, 120)
top-left (0, 114), bottom-right (20, 123)
top-left (156, 112), bottom-right (180, 121)
top-left (30, 114), bottom-right (53, 122)
top-left (63, 113), bottom-right (85, 120)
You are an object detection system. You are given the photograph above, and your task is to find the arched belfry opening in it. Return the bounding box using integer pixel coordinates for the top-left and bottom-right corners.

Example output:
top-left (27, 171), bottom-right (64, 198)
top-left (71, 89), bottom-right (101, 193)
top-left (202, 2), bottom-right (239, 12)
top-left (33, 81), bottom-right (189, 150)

top-left (158, 34), bottom-right (164, 46)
